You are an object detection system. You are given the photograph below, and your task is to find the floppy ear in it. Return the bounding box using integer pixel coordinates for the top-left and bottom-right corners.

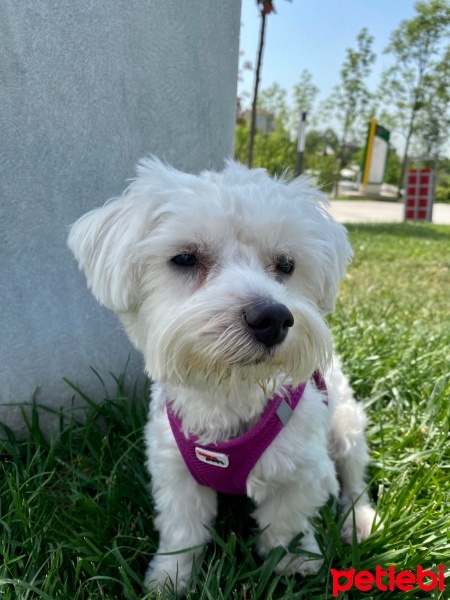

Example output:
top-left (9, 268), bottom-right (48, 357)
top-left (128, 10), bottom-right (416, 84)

top-left (68, 157), bottom-right (182, 312)
top-left (319, 218), bottom-right (353, 314)
top-left (285, 176), bottom-right (353, 314)
top-left (68, 196), bottom-right (147, 312)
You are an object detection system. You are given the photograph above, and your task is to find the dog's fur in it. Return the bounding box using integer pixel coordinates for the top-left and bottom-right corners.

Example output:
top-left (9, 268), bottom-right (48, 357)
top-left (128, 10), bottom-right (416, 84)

top-left (68, 158), bottom-right (375, 593)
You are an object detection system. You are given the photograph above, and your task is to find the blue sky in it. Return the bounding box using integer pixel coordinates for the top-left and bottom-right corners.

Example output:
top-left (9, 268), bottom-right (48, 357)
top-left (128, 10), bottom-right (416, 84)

top-left (238, 0), bottom-right (419, 153)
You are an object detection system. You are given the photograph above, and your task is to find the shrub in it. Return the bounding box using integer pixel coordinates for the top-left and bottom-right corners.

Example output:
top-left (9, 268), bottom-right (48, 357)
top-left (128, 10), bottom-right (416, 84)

top-left (435, 186), bottom-right (450, 203)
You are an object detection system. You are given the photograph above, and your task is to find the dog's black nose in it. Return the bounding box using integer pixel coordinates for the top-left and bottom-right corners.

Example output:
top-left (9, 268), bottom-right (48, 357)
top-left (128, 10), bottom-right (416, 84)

top-left (244, 300), bottom-right (294, 347)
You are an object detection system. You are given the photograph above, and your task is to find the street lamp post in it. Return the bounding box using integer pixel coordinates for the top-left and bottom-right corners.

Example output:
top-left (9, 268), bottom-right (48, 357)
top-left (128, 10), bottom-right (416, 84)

top-left (296, 111), bottom-right (307, 176)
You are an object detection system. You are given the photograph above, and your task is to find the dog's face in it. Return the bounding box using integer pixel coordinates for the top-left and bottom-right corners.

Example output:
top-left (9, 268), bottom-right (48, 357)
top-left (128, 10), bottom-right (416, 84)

top-left (68, 159), bottom-right (352, 390)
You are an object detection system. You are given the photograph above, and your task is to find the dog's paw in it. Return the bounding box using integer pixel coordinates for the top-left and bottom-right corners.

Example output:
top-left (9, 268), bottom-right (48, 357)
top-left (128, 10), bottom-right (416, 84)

top-left (144, 567), bottom-right (173, 595)
top-left (273, 532), bottom-right (323, 577)
top-left (144, 559), bottom-right (190, 597)
top-left (341, 504), bottom-right (376, 544)
top-left (275, 553), bottom-right (323, 576)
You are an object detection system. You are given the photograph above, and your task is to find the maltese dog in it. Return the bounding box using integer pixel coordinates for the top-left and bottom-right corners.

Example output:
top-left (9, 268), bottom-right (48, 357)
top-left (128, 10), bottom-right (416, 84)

top-left (68, 158), bottom-right (375, 594)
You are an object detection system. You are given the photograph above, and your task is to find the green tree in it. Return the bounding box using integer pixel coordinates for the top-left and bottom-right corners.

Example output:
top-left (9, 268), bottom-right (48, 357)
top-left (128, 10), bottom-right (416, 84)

top-left (384, 147), bottom-right (402, 186)
top-left (291, 69), bottom-right (320, 131)
top-left (258, 82), bottom-right (289, 129)
top-left (305, 128), bottom-right (339, 156)
top-left (435, 156), bottom-right (450, 202)
top-left (235, 122), bottom-right (252, 165)
top-left (380, 0), bottom-right (450, 187)
top-left (235, 120), bottom-right (296, 175)
top-left (412, 46), bottom-right (450, 158)
top-left (324, 28), bottom-right (376, 170)
top-left (248, 1), bottom-right (294, 167)
top-left (305, 153), bottom-right (340, 193)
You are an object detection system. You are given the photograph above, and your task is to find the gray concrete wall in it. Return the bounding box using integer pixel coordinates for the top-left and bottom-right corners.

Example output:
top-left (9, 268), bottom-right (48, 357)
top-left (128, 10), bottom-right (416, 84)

top-left (0, 0), bottom-right (241, 437)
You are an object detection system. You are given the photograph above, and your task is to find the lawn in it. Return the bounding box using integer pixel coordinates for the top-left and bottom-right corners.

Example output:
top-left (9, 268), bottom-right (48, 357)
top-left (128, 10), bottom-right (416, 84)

top-left (1, 223), bottom-right (449, 599)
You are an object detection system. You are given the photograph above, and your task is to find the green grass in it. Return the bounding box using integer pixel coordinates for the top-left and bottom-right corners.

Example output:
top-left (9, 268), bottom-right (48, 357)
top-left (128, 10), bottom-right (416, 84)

top-left (1, 223), bottom-right (449, 599)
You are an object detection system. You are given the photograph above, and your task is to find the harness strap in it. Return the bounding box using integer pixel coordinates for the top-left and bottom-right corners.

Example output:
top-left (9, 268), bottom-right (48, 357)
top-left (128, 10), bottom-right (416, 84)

top-left (167, 370), bottom-right (327, 495)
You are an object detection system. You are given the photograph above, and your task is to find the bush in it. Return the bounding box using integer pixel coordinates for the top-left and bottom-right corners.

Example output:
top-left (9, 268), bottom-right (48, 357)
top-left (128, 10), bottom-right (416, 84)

top-left (435, 186), bottom-right (450, 203)
top-left (305, 153), bottom-right (340, 194)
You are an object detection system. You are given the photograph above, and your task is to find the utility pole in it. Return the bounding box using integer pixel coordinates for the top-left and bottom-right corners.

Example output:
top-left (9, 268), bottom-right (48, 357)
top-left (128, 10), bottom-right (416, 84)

top-left (296, 111), bottom-right (307, 176)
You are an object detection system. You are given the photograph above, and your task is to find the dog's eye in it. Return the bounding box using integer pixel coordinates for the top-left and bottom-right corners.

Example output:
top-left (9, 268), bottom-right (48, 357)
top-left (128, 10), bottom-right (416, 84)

top-left (171, 253), bottom-right (199, 267)
top-left (276, 257), bottom-right (295, 275)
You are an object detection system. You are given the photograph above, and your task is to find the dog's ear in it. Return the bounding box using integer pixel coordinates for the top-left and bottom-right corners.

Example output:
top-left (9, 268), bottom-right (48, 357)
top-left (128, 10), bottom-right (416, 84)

top-left (318, 218), bottom-right (353, 314)
top-left (68, 197), bottom-right (147, 312)
top-left (286, 177), bottom-right (353, 314)
top-left (68, 158), bottom-right (184, 312)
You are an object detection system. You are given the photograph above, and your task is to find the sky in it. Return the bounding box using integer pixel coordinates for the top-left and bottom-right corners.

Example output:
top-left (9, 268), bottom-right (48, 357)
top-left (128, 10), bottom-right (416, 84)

top-left (238, 0), bottom-right (420, 154)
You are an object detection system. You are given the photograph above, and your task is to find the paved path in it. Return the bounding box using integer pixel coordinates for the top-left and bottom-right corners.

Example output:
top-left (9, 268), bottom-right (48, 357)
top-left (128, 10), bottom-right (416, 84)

top-left (329, 200), bottom-right (450, 225)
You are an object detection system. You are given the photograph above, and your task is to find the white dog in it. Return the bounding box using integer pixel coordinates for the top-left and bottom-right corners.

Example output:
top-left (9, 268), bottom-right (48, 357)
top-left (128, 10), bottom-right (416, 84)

top-left (68, 158), bottom-right (375, 594)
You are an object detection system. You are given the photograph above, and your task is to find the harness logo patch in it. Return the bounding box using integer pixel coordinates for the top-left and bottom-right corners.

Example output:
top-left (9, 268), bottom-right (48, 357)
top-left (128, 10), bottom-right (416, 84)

top-left (195, 447), bottom-right (229, 468)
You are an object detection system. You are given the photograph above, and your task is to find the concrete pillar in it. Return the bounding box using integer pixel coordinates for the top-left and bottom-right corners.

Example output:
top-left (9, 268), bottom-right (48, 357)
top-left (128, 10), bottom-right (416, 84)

top-left (0, 0), bottom-right (241, 436)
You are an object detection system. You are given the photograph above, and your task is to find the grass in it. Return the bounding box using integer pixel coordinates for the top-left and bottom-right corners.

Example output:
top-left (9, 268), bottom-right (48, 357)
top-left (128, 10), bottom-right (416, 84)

top-left (1, 222), bottom-right (449, 599)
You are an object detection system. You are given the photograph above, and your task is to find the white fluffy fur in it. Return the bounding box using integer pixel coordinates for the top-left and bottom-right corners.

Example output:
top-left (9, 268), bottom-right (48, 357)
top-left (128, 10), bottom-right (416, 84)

top-left (68, 158), bottom-right (375, 594)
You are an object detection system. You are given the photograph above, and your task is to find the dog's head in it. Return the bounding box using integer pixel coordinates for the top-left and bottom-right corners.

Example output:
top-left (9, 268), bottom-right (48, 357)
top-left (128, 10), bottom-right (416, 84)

top-left (68, 158), bottom-right (352, 389)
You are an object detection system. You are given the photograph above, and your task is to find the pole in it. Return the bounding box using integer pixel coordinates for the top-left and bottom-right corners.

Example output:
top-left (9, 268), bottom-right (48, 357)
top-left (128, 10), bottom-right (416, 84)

top-left (248, 10), bottom-right (267, 168)
top-left (296, 111), bottom-right (307, 176)
top-left (362, 118), bottom-right (377, 188)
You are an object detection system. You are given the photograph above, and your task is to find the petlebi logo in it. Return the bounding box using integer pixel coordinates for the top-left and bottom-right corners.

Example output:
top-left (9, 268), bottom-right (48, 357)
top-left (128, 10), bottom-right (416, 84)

top-left (331, 565), bottom-right (446, 596)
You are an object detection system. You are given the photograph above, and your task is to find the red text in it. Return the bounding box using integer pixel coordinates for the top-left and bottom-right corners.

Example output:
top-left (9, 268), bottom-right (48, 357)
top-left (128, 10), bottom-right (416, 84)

top-left (331, 565), bottom-right (445, 596)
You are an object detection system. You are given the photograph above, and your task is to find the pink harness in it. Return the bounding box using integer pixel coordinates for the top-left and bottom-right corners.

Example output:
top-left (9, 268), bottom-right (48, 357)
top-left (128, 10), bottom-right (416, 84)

top-left (167, 371), bottom-right (327, 495)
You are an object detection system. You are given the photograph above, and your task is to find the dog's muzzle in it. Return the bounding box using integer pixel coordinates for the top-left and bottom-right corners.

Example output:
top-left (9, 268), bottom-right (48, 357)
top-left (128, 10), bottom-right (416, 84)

top-left (244, 299), bottom-right (294, 347)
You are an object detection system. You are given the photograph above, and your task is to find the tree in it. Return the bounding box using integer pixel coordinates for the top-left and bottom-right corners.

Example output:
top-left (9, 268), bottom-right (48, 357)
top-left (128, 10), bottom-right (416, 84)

top-left (384, 148), bottom-right (402, 186)
top-left (248, 1), bottom-right (274, 167)
top-left (235, 120), bottom-right (296, 175)
top-left (324, 28), bottom-right (376, 170)
top-left (435, 156), bottom-right (450, 202)
top-left (304, 128), bottom-right (341, 193)
top-left (305, 128), bottom-right (339, 156)
top-left (291, 69), bottom-right (320, 131)
top-left (248, 1), bottom-right (293, 167)
top-left (258, 82), bottom-right (290, 129)
top-left (411, 46), bottom-right (450, 157)
top-left (305, 153), bottom-right (340, 193)
top-left (380, 0), bottom-right (450, 188)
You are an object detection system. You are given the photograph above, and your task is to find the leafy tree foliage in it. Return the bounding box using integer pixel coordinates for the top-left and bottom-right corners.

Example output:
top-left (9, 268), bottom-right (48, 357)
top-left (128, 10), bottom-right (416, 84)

top-left (411, 45), bottom-right (450, 158)
top-left (238, 0), bottom-right (450, 197)
top-left (235, 121), bottom-right (296, 175)
top-left (235, 120), bottom-right (340, 192)
top-left (248, 1), bottom-right (292, 167)
top-left (257, 82), bottom-right (290, 129)
top-left (305, 128), bottom-right (340, 156)
top-left (324, 28), bottom-right (376, 167)
top-left (292, 69), bottom-right (320, 130)
top-left (380, 0), bottom-right (450, 185)
top-left (384, 148), bottom-right (403, 186)
top-left (435, 156), bottom-right (450, 202)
